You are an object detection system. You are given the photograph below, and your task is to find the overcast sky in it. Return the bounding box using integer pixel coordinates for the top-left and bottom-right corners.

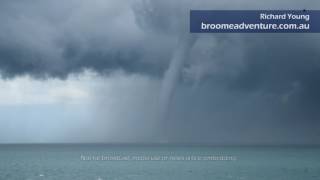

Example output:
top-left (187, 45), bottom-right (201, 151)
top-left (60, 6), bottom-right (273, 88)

top-left (0, 0), bottom-right (320, 144)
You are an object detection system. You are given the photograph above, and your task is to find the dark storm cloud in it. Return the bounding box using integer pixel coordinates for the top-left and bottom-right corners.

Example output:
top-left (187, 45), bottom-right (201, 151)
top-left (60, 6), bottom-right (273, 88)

top-left (230, 35), bottom-right (320, 107)
top-left (0, 0), bottom-right (177, 78)
top-left (1, 0), bottom-right (318, 80)
top-left (177, 34), bottom-right (320, 144)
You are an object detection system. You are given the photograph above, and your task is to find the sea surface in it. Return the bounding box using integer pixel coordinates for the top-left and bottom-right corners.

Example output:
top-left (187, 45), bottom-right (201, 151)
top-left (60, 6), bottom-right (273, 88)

top-left (0, 144), bottom-right (319, 180)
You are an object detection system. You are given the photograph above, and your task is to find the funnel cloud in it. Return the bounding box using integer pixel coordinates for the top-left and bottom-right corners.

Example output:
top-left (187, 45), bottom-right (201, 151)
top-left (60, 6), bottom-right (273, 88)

top-left (158, 35), bottom-right (197, 141)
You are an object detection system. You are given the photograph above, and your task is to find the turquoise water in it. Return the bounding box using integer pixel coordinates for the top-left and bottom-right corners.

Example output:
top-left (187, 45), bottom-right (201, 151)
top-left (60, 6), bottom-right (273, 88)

top-left (0, 145), bottom-right (319, 180)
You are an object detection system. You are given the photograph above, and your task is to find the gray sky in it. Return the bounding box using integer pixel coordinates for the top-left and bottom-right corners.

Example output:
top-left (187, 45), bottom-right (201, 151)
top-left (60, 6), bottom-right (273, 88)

top-left (0, 0), bottom-right (320, 144)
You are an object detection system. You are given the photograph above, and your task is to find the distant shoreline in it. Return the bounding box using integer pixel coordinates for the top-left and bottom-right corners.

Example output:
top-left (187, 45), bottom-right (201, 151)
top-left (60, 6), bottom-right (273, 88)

top-left (0, 142), bottom-right (319, 148)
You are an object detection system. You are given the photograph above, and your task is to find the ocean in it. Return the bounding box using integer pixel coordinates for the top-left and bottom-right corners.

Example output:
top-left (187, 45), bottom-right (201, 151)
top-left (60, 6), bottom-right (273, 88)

top-left (0, 144), bottom-right (319, 180)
